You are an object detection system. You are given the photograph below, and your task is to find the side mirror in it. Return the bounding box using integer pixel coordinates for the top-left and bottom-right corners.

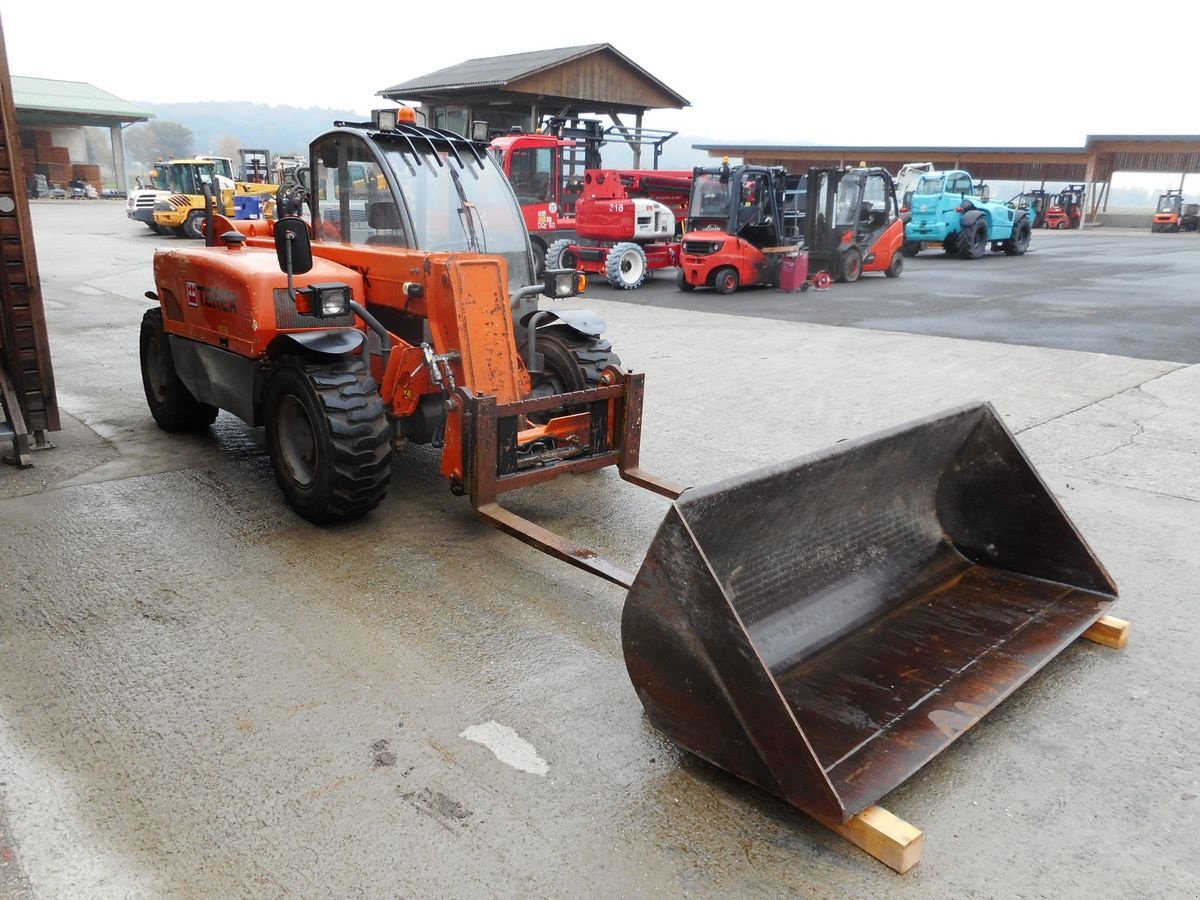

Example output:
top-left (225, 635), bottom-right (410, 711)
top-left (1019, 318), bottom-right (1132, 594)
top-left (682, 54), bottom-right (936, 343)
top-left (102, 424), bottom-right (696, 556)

top-left (274, 217), bottom-right (313, 276)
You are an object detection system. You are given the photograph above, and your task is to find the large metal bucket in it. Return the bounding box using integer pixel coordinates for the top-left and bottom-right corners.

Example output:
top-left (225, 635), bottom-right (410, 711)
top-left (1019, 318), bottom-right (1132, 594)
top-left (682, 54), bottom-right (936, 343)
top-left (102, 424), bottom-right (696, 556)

top-left (622, 403), bottom-right (1117, 824)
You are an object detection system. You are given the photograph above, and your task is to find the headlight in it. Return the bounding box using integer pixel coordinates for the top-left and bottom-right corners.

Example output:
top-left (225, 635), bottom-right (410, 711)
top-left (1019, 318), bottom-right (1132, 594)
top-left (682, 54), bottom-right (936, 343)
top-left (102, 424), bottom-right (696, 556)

top-left (542, 269), bottom-right (584, 299)
top-left (154, 200), bottom-right (172, 211)
top-left (299, 282), bottom-right (351, 318)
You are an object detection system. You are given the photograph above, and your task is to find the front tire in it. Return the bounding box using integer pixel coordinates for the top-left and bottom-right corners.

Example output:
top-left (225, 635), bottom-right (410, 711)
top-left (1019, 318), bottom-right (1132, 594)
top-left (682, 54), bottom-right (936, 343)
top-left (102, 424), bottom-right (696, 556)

top-left (957, 219), bottom-right (987, 259)
top-left (264, 356), bottom-right (391, 523)
top-left (183, 210), bottom-right (206, 239)
top-left (140, 308), bottom-right (219, 432)
top-left (1004, 218), bottom-right (1032, 256)
top-left (605, 242), bottom-right (648, 290)
top-left (529, 327), bottom-right (621, 422)
top-left (837, 247), bottom-right (863, 283)
top-left (714, 267), bottom-right (740, 295)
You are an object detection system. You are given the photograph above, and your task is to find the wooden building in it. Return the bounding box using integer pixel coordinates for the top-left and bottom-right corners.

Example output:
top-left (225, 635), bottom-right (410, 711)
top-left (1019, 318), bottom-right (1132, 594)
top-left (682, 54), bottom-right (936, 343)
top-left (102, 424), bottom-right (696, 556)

top-left (379, 44), bottom-right (689, 168)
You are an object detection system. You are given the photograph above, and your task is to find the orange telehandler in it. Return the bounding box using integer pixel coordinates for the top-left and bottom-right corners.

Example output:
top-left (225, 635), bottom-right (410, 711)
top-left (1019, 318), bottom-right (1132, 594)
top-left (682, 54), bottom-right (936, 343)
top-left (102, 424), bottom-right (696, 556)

top-left (139, 110), bottom-right (1124, 870)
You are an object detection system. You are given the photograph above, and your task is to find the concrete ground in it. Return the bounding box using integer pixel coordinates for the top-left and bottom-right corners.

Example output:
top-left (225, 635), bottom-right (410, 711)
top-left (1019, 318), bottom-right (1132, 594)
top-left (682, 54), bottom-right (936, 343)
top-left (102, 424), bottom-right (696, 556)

top-left (1, 202), bottom-right (1197, 897)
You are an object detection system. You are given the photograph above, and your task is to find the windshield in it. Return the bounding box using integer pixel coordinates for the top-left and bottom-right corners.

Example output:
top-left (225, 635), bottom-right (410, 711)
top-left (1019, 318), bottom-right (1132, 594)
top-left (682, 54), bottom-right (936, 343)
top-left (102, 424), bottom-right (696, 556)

top-left (199, 157), bottom-right (233, 179)
top-left (383, 144), bottom-right (531, 287)
top-left (160, 163), bottom-right (216, 195)
top-left (689, 173), bottom-right (732, 226)
top-left (1157, 195), bottom-right (1180, 213)
top-left (834, 171), bottom-right (863, 227)
top-left (914, 175), bottom-right (945, 196)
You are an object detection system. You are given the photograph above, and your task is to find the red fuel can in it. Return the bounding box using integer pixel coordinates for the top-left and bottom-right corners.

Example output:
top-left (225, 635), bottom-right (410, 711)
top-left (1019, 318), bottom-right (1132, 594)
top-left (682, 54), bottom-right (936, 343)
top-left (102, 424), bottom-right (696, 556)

top-left (778, 251), bottom-right (809, 292)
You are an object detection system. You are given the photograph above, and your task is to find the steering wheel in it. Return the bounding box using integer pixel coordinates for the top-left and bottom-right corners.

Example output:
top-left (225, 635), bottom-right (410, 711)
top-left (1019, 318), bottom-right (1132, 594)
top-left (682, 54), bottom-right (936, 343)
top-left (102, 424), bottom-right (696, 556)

top-left (276, 180), bottom-right (308, 218)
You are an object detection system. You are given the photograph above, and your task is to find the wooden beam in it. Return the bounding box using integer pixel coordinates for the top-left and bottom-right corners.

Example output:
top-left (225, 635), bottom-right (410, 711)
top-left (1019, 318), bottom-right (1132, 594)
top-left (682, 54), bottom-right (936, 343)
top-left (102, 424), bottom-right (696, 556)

top-left (1081, 615), bottom-right (1130, 650)
top-left (817, 806), bottom-right (924, 873)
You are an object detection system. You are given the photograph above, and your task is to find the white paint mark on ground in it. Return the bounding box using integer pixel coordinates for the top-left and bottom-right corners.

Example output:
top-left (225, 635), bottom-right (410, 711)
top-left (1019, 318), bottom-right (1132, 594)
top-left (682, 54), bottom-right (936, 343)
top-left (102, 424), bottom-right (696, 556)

top-left (460, 721), bottom-right (549, 776)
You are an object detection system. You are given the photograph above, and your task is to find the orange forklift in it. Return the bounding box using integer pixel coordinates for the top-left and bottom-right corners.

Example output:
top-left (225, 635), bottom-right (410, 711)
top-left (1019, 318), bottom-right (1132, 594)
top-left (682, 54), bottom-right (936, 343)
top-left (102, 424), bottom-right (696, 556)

top-left (804, 166), bottom-right (906, 283)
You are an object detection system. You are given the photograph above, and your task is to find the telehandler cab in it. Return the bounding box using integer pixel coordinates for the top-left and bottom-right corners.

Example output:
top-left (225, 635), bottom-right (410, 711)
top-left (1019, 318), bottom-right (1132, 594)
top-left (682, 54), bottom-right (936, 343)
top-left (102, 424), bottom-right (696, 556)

top-left (139, 111), bottom-right (1125, 871)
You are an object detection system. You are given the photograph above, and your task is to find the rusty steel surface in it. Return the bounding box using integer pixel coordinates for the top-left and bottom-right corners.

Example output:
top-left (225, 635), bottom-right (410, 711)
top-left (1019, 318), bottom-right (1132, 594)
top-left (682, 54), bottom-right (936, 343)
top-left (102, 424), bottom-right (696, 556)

top-left (622, 403), bottom-right (1117, 823)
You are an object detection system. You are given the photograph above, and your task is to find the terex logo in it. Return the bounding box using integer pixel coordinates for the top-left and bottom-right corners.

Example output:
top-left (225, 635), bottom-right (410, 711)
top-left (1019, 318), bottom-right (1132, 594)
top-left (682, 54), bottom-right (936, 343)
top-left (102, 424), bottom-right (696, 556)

top-left (184, 281), bottom-right (239, 314)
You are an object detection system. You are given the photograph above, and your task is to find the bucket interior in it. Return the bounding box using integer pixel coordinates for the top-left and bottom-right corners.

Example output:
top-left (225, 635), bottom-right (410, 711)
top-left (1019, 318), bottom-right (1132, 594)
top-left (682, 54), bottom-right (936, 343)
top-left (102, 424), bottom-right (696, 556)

top-left (627, 404), bottom-right (1116, 818)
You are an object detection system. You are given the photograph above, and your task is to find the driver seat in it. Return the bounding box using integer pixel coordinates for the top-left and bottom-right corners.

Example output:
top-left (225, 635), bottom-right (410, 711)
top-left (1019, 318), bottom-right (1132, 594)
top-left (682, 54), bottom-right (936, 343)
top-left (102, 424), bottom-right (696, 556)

top-left (366, 201), bottom-right (406, 246)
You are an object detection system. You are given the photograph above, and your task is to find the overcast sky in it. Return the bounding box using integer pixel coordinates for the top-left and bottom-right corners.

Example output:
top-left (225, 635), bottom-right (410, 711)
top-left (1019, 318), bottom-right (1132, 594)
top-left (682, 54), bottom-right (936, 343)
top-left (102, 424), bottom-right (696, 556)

top-left (4, 0), bottom-right (1196, 149)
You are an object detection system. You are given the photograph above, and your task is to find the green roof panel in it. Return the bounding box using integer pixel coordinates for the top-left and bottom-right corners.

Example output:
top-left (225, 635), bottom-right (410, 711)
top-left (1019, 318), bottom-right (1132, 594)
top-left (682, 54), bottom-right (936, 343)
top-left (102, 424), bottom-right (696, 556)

top-left (12, 76), bottom-right (152, 122)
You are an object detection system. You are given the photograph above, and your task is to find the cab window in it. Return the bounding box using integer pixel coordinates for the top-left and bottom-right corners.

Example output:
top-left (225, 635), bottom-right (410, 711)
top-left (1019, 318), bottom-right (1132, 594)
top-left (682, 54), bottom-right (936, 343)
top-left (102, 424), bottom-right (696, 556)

top-left (312, 134), bottom-right (407, 247)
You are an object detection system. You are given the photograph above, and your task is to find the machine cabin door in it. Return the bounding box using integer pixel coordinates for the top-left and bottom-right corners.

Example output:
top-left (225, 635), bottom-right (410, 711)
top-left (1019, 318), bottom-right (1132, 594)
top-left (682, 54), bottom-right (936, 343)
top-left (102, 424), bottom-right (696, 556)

top-left (853, 170), bottom-right (895, 250)
top-left (732, 170), bottom-right (781, 248)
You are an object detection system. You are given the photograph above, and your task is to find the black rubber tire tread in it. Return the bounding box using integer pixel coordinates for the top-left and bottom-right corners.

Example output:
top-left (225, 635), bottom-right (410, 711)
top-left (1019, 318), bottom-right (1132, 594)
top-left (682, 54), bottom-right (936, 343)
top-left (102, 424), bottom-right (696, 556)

top-left (264, 356), bottom-right (391, 523)
top-left (676, 269), bottom-right (696, 291)
top-left (885, 251), bottom-right (904, 277)
top-left (714, 267), bottom-right (739, 295)
top-left (530, 327), bottom-right (621, 422)
top-left (139, 308), bottom-right (219, 432)
top-left (604, 242), bottom-right (648, 290)
top-left (544, 238), bottom-right (578, 271)
top-left (943, 234), bottom-right (959, 254)
top-left (531, 241), bottom-right (547, 278)
top-left (147, 222), bottom-right (163, 234)
top-left (184, 210), bottom-right (206, 239)
top-left (837, 247), bottom-right (863, 283)
top-left (957, 219), bottom-right (987, 259)
top-left (1003, 217), bottom-right (1032, 256)
top-left (901, 240), bottom-right (921, 257)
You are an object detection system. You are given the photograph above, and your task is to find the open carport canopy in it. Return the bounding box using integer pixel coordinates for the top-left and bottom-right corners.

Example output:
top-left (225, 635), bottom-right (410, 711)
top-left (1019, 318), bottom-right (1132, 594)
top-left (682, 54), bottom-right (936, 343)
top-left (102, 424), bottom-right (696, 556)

top-left (697, 135), bottom-right (1200, 217)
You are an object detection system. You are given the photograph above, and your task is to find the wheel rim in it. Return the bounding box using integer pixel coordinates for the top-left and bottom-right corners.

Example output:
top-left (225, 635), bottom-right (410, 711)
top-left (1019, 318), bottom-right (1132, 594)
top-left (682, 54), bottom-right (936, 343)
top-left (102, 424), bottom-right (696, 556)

top-left (145, 335), bottom-right (168, 403)
top-left (277, 394), bottom-right (318, 488)
top-left (619, 249), bottom-right (644, 283)
top-left (188, 215), bottom-right (203, 238)
top-left (848, 255), bottom-right (861, 279)
top-left (721, 272), bottom-right (736, 291)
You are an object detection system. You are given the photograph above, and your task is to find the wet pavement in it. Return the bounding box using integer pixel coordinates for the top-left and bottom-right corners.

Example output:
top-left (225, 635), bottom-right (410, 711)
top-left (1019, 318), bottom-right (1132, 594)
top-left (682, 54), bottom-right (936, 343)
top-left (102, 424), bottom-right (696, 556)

top-left (1, 202), bottom-right (1197, 897)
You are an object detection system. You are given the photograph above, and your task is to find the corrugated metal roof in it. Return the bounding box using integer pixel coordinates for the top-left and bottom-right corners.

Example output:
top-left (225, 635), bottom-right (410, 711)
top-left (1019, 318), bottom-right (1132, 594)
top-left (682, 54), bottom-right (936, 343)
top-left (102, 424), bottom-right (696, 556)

top-left (379, 43), bottom-right (689, 106)
top-left (380, 44), bottom-right (606, 93)
top-left (12, 76), bottom-right (152, 121)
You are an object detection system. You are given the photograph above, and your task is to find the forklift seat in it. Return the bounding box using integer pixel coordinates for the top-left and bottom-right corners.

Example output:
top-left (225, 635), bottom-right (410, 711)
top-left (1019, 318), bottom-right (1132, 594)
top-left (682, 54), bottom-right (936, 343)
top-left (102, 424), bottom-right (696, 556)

top-left (366, 201), bottom-right (406, 246)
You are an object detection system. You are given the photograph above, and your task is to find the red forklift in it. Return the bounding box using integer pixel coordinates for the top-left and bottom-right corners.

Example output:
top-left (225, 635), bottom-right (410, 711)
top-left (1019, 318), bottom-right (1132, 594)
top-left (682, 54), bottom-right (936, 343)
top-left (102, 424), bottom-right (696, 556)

top-left (676, 162), bottom-right (798, 294)
top-left (804, 166), bottom-right (906, 283)
top-left (1044, 184), bottom-right (1085, 229)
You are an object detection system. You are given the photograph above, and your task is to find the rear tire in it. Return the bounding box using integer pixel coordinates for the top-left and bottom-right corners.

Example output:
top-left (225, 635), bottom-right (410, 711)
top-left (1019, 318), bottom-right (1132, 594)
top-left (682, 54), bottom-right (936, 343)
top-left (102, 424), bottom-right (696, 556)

top-left (147, 222), bottom-right (163, 235)
top-left (531, 241), bottom-right (547, 278)
top-left (837, 247), bottom-right (863, 283)
top-left (140, 308), bottom-right (219, 432)
top-left (605, 242), bottom-right (648, 290)
top-left (901, 240), bottom-right (921, 257)
top-left (264, 356), bottom-right (391, 523)
top-left (714, 267), bottom-right (740, 295)
top-left (957, 219), bottom-right (987, 259)
top-left (885, 251), bottom-right (904, 277)
top-left (544, 238), bottom-right (579, 271)
top-left (676, 269), bottom-right (696, 292)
